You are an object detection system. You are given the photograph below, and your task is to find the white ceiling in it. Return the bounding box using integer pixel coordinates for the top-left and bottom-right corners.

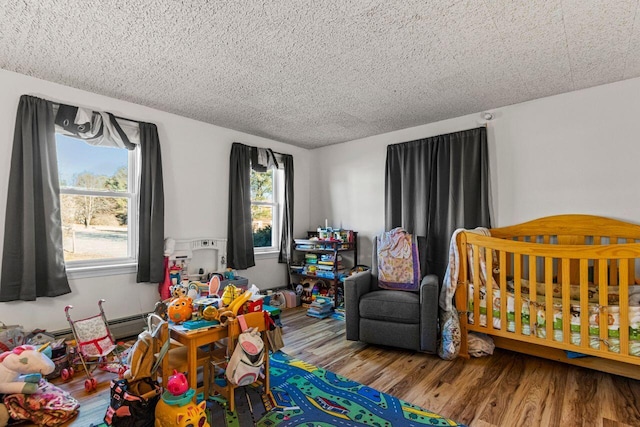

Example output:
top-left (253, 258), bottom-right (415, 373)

top-left (1, 1), bottom-right (640, 149)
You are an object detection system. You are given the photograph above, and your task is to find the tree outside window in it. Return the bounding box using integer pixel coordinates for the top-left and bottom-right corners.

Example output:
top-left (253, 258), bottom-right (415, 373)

top-left (57, 135), bottom-right (137, 264)
top-left (251, 167), bottom-right (280, 250)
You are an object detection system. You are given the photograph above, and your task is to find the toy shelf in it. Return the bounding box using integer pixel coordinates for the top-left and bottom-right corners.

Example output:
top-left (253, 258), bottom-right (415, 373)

top-left (288, 231), bottom-right (358, 311)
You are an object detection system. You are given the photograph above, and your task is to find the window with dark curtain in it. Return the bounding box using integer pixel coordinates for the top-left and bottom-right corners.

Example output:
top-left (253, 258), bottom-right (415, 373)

top-left (385, 127), bottom-right (491, 282)
top-left (0, 95), bottom-right (165, 302)
top-left (227, 142), bottom-right (294, 270)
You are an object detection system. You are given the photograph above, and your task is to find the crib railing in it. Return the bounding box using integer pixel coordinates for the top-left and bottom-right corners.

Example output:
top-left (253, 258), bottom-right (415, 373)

top-left (455, 230), bottom-right (640, 367)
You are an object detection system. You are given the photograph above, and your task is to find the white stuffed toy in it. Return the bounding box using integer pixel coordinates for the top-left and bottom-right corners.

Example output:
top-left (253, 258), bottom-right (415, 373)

top-left (0, 344), bottom-right (55, 427)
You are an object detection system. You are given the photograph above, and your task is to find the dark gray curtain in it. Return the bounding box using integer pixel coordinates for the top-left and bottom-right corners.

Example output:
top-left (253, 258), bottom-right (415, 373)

top-left (136, 123), bottom-right (165, 283)
top-left (385, 127), bottom-right (491, 281)
top-left (227, 143), bottom-right (255, 270)
top-left (0, 95), bottom-right (71, 301)
top-left (278, 154), bottom-right (294, 264)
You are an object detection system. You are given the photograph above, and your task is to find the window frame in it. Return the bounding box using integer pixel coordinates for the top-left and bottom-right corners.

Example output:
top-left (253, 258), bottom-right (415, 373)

top-left (56, 134), bottom-right (140, 276)
top-left (251, 166), bottom-right (283, 254)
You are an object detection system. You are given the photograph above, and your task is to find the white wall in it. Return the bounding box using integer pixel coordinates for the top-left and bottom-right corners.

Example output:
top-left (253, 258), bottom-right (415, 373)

top-left (0, 69), bottom-right (310, 331)
top-left (312, 77), bottom-right (640, 267)
top-left (4, 69), bottom-right (640, 330)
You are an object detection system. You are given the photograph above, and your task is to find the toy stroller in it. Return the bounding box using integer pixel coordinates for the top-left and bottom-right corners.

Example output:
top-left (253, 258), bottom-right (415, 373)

top-left (64, 299), bottom-right (125, 392)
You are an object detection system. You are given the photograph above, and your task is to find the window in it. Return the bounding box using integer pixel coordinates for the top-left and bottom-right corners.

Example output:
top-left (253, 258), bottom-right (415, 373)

top-left (56, 134), bottom-right (139, 268)
top-left (250, 166), bottom-right (283, 252)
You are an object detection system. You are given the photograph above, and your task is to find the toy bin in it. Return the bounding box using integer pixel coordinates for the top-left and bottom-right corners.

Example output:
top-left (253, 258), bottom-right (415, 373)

top-left (283, 290), bottom-right (299, 308)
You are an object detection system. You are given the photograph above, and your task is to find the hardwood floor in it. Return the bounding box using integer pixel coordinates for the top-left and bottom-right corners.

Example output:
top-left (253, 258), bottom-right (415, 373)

top-left (21, 306), bottom-right (640, 426)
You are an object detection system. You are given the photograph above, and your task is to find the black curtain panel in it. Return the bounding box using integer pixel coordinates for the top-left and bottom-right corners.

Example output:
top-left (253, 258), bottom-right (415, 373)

top-left (278, 153), bottom-right (294, 264)
top-left (136, 122), bottom-right (165, 283)
top-left (227, 142), bottom-right (255, 270)
top-left (385, 127), bottom-right (491, 281)
top-left (0, 95), bottom-right (71, 301)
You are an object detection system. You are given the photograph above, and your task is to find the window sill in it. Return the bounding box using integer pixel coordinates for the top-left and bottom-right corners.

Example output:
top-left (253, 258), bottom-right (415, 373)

top-left (66, 263), bottom-right (137, 280)
top-left (254, 251), bottom-right (280, 260)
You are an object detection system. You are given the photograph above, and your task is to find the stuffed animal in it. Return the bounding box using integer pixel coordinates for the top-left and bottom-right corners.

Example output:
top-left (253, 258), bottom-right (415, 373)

top-left (154, 300), bottom-right (169, 320)
top-left (0, 344), bottom-right (55, 427)
top-left (168, 296), bottom-right (193, 324)
top-left (0, 344), bottom-right (55, 395)
top-left (170, 284), bottom-right (189, 300)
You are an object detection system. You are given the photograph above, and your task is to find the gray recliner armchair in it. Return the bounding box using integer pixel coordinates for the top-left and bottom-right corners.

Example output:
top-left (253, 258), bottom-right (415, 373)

top-left (344, 236), bottom-right (439, 353)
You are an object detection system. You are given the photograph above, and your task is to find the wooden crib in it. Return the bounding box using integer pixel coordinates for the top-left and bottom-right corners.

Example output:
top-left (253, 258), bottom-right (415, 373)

top-left (454, 214), bottom-right (640, 379)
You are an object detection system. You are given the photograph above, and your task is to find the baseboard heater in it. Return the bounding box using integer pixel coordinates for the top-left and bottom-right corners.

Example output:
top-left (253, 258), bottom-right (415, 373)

top-left (52, 313), bottom-right (149, 341)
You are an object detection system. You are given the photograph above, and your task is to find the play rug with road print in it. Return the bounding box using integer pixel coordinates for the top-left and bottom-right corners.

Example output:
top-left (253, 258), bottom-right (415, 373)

top-left (257, 352), bottom-right (465, 427)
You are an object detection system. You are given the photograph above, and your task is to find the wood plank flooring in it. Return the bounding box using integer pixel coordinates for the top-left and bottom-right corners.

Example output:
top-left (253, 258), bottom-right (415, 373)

top-left (20, 307), bottom-right (640, 426)
top-left (279, 308), bottom-right (640, 427)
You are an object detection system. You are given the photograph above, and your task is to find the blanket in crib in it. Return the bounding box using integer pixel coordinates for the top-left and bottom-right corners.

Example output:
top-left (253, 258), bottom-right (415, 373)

top-left (376, 228), bottom-right (420, 291)
top-left (3, 379), bottom-right (79, 425)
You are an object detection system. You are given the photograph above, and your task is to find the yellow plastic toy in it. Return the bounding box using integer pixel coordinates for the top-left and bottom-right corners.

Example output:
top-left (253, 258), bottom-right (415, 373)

top-left (202, 305), bottom-right (218, 321)
top-left (155, 392), bottom-right (209, 427)
top-left (227, 290), bottom-right (252, 315)
top-left (221, 284), bottom-right (240, 306)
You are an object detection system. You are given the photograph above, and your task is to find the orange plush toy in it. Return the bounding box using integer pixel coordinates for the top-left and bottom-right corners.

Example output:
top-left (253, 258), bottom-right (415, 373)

top-left (167, 297), bottom-right (192, 324)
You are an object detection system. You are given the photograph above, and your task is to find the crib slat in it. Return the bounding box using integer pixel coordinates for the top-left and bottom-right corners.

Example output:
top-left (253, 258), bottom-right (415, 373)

top-left (580, 259), bottom-right (589, 351)
top-left (619, 259), bottom-right (629, 356)
top-left (486, 247), bottom-right (494, 332)
top-left (515, 253), bottom-right (522, 336)
top-left (501, 251), bottom-right (508, 334)
top-left (545, 257), bottom-right (553, 343)
top-left (473, 244), bottom-right (481, 332)
top-left (529, 254), bottom-right (537, 337)
top-left (599, 259), bottom-right (608, 352)
top-left (562, 258), bottom-right (571, 345)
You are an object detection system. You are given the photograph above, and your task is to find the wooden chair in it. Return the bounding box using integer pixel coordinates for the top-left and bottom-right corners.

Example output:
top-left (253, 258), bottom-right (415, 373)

top-left (209, 311), bottom-right (270, 411)
top-left (148, 314), bottom-right (210, 399)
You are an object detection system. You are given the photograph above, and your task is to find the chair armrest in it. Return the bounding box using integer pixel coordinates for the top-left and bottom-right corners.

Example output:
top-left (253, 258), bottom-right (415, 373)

top-left (344, 270), bottom-right (373, 341)
top-left (419, 274), bottom-right (439, 353)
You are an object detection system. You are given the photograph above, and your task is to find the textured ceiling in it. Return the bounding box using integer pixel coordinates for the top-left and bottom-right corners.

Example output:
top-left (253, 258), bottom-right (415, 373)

top-left (2, 1), bottom-right (640, 148)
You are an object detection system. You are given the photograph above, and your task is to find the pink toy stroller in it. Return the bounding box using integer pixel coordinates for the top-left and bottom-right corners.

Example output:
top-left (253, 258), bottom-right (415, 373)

top-left (64, 299), bottom-right (125, 392)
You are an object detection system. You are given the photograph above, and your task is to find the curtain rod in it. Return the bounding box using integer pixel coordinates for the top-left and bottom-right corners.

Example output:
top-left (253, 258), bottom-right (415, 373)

top-left (237, 142), bottom-right (290, 157)
top-left (451, 124), bottom-right (488, 133)
top-left (112, 115), bottom-right (145, 125)
top-left (49, 99), bottom-right (146, 125)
